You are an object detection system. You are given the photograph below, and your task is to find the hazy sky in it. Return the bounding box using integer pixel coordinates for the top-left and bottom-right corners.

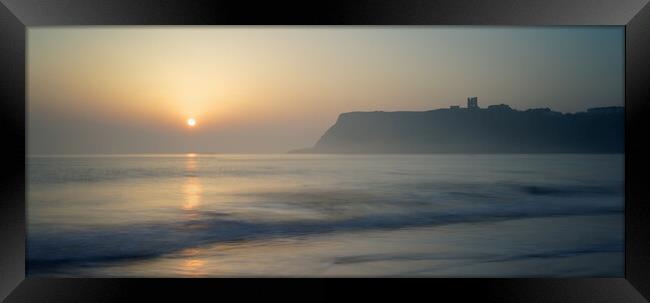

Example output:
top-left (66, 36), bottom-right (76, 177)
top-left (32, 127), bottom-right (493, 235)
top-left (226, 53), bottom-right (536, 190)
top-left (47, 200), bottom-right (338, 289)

top-left (28, 27), bottom-right (624, 154)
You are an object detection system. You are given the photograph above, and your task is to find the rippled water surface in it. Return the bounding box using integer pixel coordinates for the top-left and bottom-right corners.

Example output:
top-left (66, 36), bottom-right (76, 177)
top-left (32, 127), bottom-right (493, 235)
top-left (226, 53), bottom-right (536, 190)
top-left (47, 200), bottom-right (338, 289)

top-left (27, 154), bottom-right (624, 277)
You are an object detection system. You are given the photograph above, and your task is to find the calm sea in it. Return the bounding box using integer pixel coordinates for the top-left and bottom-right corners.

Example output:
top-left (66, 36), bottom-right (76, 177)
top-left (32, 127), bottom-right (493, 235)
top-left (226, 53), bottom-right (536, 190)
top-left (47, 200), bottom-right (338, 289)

top-left (27, 154), bottom-right (624, 277)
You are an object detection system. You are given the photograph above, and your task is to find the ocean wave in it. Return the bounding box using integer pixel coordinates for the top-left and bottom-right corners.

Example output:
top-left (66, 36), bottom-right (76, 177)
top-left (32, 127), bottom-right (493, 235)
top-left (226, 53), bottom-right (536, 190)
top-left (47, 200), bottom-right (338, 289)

top-left (515, 184), bottom-right (622, 196)
top-left (27, 204), bottom-right (622, 273)
top-left (332, 242), bottom-right (622, 265)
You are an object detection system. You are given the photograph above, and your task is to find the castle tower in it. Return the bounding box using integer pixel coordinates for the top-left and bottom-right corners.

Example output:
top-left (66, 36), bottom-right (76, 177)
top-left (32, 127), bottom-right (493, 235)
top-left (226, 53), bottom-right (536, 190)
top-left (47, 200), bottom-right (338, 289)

top-left (467, 97), bottom-right (479, 110)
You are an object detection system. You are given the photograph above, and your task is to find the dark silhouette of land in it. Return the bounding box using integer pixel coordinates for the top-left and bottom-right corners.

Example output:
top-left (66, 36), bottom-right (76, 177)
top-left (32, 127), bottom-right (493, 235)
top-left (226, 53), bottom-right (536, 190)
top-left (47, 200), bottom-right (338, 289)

top-left (291, 98), bottom-right (623, 154)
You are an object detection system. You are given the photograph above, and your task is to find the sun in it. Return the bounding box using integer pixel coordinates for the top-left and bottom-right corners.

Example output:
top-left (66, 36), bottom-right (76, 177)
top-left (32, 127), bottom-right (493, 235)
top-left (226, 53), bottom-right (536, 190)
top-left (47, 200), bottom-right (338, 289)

top-left (187, 118), bottom-right (197, 127)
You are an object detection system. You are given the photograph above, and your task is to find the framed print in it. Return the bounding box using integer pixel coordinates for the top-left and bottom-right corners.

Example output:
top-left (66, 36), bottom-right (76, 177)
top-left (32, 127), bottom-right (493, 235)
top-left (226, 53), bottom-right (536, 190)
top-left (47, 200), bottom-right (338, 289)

top-left (1, 0), bottom-right (649, 302)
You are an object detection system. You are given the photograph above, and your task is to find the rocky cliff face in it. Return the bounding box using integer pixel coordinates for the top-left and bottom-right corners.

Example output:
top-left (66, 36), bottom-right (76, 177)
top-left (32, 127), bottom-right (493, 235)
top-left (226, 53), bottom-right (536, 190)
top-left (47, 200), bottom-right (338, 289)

top-left (293, 106), bottom-right (623, 153)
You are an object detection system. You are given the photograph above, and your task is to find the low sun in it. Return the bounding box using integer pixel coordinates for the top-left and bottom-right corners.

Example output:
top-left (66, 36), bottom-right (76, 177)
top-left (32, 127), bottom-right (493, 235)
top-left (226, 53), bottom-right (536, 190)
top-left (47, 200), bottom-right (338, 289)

top-left (187, 118), bottom-right (197, 127)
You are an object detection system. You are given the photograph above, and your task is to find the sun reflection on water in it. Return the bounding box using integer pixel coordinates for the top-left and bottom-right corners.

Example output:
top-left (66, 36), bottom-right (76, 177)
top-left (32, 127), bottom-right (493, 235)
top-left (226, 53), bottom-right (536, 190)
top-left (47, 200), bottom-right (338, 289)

top-left (179, 247), bottom-right (206, 276)
top-left (179, 156), bottom-right (207, 276)
top-left (182, 154), bottom-right (202, 211)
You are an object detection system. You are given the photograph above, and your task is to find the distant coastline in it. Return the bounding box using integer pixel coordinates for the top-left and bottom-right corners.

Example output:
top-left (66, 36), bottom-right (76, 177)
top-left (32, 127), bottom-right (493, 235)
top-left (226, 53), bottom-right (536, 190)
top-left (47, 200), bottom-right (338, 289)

top-left (291, 98), bottom-right (623, 154)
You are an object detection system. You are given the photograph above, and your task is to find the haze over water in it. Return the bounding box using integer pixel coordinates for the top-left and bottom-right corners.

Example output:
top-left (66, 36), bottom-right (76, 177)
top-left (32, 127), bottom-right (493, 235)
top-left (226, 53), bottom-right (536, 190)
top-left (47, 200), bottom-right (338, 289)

top-left (28, 154), bottom-right (623, 277)
top-left (28, 27), bottom-right (623, 154)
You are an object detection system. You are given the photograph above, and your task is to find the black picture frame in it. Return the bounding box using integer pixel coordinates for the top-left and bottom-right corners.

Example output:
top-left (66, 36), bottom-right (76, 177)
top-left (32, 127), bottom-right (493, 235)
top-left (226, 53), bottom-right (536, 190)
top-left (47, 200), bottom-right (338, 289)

top-left (1, 0), bottom-right (649, 302)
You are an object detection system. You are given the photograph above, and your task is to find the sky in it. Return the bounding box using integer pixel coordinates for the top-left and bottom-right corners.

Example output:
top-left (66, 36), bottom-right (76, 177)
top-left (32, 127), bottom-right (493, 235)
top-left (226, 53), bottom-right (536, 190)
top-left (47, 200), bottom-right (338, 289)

top-left (28, 26), bottom-right (624, 154)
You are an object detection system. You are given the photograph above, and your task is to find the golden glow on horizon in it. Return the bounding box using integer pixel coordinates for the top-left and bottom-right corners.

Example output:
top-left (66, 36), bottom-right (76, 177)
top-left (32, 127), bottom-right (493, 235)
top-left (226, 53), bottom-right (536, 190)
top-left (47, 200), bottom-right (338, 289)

top-left (27, 27), bottom-right (624, 154)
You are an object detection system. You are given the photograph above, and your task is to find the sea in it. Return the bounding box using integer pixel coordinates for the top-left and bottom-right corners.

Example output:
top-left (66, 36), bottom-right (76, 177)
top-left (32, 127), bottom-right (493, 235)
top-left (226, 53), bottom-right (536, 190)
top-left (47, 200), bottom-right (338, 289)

top-left (27, 154), bottom-right (624, 277)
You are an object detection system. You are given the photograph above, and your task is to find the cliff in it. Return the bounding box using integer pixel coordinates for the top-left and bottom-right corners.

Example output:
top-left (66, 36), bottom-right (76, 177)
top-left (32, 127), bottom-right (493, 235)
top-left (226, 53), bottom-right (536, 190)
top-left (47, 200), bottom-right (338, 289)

top-left (292, 105), bottom-right (623, 153)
